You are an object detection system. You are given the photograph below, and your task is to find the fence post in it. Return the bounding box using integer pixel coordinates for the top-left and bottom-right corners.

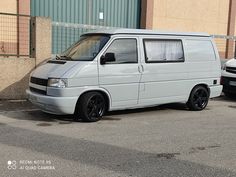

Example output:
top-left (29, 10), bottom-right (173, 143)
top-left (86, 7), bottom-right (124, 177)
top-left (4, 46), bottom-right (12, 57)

top-left (31, 17), bottom-right (52, 66)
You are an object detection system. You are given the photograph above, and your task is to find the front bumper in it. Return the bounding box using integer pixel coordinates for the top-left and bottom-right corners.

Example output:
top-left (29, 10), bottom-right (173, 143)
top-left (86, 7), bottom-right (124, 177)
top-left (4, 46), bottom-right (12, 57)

top-left (26, 89), bottom-right (78, 115)
top-left (221, 76), bottom-right (236, 94)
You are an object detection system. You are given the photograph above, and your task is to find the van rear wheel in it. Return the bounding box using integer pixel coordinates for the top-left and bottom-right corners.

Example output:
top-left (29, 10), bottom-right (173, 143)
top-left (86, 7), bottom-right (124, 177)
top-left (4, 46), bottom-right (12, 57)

top-left (75, 92), bottom-right (106, 122)
top-left (187, 86), bottom-right (209, 111)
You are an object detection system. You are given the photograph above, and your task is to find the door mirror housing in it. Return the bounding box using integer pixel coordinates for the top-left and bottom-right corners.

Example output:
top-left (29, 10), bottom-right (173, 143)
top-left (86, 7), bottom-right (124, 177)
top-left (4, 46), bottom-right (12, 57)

top-left (100, 53), bottom-right (115, 65)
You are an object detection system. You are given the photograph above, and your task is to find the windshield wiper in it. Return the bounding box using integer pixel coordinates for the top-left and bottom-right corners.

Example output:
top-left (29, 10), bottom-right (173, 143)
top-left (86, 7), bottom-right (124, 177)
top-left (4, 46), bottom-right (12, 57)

top-left (55, 55), bottom-right (73, 60)
top-left (60, 55), bottom-right (73, 60)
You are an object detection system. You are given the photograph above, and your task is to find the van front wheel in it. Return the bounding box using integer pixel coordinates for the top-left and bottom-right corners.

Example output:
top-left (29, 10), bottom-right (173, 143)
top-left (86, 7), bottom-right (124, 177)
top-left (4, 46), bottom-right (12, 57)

top-left (75, 92), bottom-right (106, 122)
top-left (187, 86), bottom-right (209, 111)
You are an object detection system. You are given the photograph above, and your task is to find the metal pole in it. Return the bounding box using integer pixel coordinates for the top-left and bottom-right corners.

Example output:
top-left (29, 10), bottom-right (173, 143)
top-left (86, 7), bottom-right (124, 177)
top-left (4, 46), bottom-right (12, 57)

top-left (16, 0), bottom-right (20, 57)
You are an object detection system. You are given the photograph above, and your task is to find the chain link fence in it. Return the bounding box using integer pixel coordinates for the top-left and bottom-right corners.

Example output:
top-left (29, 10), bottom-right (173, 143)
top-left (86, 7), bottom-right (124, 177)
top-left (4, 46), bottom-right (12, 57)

top-left (212, 35), bottom-right (236, 59)
top-left (52, 21), bottom-right (116, 54)
top-left (1, 16), bottom-right (234, 59)
top-left (52, 21), bottom-right (236, 59)
top-left (0, 12), bottom-right (31, 57)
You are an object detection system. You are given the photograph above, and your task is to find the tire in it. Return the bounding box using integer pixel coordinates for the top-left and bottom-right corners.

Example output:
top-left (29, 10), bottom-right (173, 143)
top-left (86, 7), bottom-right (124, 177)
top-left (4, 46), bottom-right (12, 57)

top-left (187, 86), bottom-right (209, 111)
top-left (74, 92), bottom-right (106, 122)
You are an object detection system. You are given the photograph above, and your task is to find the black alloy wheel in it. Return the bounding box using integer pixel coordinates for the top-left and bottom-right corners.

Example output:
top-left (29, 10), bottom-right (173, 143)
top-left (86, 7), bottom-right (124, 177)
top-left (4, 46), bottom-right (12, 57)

top-left (187, 86), bottom-right (209, 111)
top-left (75, 92), bottom-right (106, 122)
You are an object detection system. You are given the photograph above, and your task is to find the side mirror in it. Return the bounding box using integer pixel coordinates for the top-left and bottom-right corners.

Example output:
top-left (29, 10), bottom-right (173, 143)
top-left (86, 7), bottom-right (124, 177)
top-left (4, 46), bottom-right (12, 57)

top-left (100, 53), bottom-right (115, 65)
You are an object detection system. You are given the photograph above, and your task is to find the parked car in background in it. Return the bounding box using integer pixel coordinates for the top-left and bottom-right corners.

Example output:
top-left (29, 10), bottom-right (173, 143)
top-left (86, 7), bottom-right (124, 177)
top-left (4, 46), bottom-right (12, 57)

top-left (26, 29), bottom-right (222, 122)
top-left (221, 59), bottom-right (228, 67)
top-left (221, 58), bottom-right (236, 97)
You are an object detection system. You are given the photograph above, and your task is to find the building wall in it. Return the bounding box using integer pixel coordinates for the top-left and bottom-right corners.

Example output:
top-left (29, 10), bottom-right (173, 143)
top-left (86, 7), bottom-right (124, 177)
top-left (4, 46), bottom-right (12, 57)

top-left (235, 19), bottom-right (236, 36)
top-left (152, 0), bottom-right (229, 34)
top-left (0, 0), bottom-right (30, 14)
top-left (19, 0), bottom-right (30, 15)
top-left (234, 3), bottom-right (236, 36)
top-left (152, 0), bottom-right (233, 58)
top-left (0, 0), bottom-right (17, 13)
top-left (0, 58), bottom-right (35, 99)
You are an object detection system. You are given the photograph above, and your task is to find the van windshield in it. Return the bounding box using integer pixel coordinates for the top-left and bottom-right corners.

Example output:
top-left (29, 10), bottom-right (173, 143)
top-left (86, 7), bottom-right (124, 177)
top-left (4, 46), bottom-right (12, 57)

top-left (59, 34), bottom-right (110, 61)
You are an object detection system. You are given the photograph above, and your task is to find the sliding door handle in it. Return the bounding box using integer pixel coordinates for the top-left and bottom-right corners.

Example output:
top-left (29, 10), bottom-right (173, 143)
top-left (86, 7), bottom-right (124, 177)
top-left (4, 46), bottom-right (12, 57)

top-left (138, 65), bottom-right (144, 73)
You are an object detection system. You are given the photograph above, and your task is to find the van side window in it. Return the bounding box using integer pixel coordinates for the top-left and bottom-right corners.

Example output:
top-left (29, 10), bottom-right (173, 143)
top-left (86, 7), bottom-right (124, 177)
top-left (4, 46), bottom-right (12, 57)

top-left (185, 40), bottom-right (216, 61)
top-left (143, 39), bottom-right (184, 63)
top-left (104, 39), bottom-right (138, 64)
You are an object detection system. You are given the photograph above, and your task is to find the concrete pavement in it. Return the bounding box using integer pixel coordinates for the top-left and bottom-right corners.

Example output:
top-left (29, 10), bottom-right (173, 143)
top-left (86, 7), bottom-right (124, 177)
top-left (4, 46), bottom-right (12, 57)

top-left (0, 97), bottom-right (236, 177)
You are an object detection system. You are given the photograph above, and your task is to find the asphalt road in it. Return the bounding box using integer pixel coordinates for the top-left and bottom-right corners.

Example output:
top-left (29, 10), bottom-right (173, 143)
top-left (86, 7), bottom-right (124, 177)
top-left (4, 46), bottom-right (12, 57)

top-left (0, 97), bottom-right (236, 177)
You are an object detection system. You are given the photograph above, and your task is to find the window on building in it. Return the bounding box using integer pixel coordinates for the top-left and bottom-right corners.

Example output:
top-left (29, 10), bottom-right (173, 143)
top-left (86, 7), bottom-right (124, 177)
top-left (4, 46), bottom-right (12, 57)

top-left (144, 39), bottom-right (184, 62)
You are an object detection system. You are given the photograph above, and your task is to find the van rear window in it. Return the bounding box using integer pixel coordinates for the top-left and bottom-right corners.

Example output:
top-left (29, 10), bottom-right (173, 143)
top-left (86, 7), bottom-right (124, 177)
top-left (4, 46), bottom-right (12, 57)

top-left (143, 39), bottom-right (184, 63)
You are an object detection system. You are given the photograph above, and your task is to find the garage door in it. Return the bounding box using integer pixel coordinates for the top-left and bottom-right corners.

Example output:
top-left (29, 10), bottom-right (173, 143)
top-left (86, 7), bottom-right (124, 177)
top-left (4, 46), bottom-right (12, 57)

top-left (31, 0), bottom-right (141, 54)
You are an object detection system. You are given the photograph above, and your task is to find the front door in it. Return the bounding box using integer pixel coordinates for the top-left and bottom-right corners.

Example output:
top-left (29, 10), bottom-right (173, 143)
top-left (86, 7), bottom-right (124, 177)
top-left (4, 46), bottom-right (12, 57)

top-left (98, 37), bottom-right (141, 109)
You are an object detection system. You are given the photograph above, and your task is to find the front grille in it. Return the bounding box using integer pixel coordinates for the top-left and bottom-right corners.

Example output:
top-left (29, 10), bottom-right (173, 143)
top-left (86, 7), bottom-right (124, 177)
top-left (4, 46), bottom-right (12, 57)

top-left (30, 87), bottom-right (46, 95)
top-left (221, 76), bottom-right (236, 85)
top-left (226, 67), bottom-right (236, 74)
top-left (30, 77), bottom-right (48, 86)
top-left (221, 76), bottom-right (236, 94)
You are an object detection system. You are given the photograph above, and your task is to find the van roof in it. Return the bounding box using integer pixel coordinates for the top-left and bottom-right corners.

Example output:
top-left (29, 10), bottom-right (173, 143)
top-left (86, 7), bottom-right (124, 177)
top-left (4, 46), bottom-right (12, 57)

top-left (83, 28), bottom-right (210, 37)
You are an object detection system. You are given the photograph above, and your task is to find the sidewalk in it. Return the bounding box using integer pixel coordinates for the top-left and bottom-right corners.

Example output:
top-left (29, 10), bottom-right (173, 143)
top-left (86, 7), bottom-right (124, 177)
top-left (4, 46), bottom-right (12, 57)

top-left (0, 100), bottom-right (36, 112)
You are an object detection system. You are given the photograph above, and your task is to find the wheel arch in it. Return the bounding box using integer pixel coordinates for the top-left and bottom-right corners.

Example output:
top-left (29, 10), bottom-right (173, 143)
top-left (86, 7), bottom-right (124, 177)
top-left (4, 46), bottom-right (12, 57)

top-left (74, 88), bottom-right (112, 114)
top-left (189, 83), bottom-right (210, 98)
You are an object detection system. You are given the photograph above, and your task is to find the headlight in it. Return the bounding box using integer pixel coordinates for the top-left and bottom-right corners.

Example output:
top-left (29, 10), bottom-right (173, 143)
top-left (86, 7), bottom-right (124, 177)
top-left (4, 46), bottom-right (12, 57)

top-left (48, 78), bottom-right (67, 88)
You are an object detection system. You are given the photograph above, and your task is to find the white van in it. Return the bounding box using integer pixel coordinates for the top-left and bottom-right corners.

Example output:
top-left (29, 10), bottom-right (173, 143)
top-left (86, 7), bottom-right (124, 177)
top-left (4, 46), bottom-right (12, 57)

top-left (221, 58), bottom-right (236, 96)
top-left (26, 29), bottom-right (222, 122)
